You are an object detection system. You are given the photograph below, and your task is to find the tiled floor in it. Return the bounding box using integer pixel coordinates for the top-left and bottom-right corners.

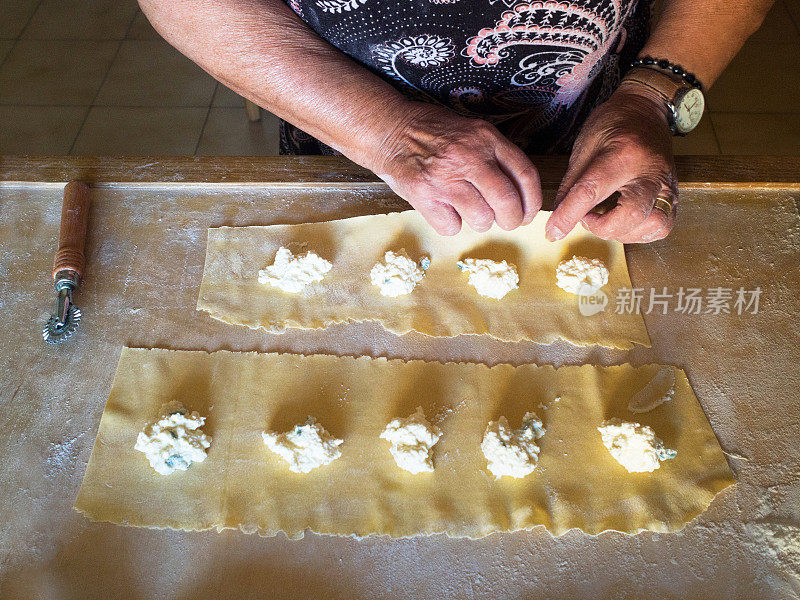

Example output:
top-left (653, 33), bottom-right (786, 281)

top-left (0, 0), bottom-right (798, 156)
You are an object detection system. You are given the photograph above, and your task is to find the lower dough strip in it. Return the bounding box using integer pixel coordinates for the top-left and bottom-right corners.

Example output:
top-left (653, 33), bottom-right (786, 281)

top-left (75, 348), bottom-right (734, 538)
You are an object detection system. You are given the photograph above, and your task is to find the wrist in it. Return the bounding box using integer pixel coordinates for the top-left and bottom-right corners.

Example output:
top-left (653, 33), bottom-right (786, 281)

top-left (364, 101), bottom-right (446, 176)
top-left (619, 63), bottom-right (706, 135)
top-left (321, 92), bottom-right (420, 172)
top-left (630, 56), bottom-right (704, 90)
top-left (612, 83), bottom-right (671, 128)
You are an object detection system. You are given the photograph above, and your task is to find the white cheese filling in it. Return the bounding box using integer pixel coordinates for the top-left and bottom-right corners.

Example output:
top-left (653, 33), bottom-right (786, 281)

top-left (263, 416), bottom-right (343, 473)
top-left (370, 251), bottom-right (428, 297)
top-left (134, 403), bottom-right (211, 475)
top-left (481, 412), bottom-right (545, 479)
top-left (555, 255), bottom-right (609, 295)
top-left (598, 418), bottom-right (677, 473)
top-left (628, 368), bottom-right (676, 413)
top-left (380, 407), bottom-right (442, 474)
top-left (457, 258), bottom-right (519, 300)
top-left (258, 246), bottom-right (332, 293)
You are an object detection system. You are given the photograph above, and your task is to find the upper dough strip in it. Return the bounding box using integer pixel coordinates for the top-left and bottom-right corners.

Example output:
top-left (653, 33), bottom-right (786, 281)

top-left (196, 210), bottom-right (650, 349)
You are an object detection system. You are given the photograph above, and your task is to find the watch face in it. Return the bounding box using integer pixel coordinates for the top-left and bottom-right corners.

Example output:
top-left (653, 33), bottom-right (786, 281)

top-left (675, 87), bottom-right (705, 133)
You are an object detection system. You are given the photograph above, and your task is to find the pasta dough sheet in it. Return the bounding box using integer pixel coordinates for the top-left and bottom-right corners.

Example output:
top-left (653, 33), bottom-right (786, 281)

top-left (196, 210), bottom-right (650, 349)
top-left (75, 348), bottom-right (734, 538)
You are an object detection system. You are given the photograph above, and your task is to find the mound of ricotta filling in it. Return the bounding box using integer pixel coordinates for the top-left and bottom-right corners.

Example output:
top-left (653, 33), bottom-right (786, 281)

top-left (258, 246), bottom-right (332, 293)
top-left (134, 403), bottom-right (211, 475)
top-left (457, 258), bottom-right (519, 300)
top-left (263, 416), bottom-right (343, 473)
top-left (370, 250), bottom-right (429, 297)
top-left (555, 255), bottom-right (609, 295)
top-left (380, 407), bottom-right (442, 474)
top-left (598, 418), bottom-right (677, 473)
top-left (481, 412), bottom-right (545, 479)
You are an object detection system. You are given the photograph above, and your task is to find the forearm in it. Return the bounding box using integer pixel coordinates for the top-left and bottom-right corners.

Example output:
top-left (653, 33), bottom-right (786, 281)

top-left (640, 0), bottom-right (775, 87)
top-left (139, 0), bottom-right (412, 167)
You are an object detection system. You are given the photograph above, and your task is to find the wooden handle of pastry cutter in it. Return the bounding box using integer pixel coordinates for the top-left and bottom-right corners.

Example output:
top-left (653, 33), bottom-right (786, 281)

top-left (53, 181), bottom-right (91, 280)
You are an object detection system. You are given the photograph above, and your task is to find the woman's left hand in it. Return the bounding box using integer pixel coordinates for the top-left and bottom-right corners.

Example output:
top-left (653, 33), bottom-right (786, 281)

top-left (546, 85), bottom-right (679, 244)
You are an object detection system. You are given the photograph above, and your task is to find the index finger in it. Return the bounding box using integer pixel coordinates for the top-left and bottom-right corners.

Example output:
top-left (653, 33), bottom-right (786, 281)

top-left (545, 152), bottom-right (633, 241)
top-left (494, 142), bottom-right (543, 225)
top-left (467, 164), bottom-right (524, 231)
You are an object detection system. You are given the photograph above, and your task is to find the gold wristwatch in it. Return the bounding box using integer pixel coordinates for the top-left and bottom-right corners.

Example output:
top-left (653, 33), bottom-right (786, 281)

top-left (620, 66), bottom-right (705, 136)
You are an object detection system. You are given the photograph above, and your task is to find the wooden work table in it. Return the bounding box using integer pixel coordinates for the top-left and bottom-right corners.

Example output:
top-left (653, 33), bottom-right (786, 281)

top-left (0, 155), bottom-right (798, 599)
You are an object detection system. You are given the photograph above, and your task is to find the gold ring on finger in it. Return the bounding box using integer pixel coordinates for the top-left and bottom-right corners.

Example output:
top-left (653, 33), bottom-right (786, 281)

top-left (653, 195), bottom-right (673, 217)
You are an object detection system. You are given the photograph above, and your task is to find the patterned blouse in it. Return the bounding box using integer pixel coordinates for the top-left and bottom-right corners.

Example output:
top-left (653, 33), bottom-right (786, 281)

top-left (279, 0), bottom-right (652, 155)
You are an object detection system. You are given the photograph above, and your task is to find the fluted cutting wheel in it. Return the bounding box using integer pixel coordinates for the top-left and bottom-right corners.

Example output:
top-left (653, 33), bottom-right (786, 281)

top-left (43, 305), bottom-right (81, 344)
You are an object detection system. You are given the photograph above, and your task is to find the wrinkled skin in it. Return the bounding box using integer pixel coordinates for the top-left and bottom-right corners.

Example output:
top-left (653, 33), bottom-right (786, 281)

top-left (546, 85), bottom-right (679, 244)
top-left (372, 102), bottom-right (543, 236)
top-left (374, 87), bottom-right (677, 244)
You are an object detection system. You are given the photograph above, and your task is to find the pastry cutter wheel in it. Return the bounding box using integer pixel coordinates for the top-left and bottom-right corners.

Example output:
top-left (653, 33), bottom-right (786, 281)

top-left (43, 181), bottom-right (91, 344)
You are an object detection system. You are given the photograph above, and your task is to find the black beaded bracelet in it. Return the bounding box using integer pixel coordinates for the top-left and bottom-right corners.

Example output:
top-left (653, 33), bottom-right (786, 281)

top-left (630, 56), bottom-right (703, 91)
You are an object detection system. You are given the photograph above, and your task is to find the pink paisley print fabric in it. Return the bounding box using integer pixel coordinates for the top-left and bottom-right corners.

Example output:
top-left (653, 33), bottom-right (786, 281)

top-left (279, 0), bottom-right (652, 155)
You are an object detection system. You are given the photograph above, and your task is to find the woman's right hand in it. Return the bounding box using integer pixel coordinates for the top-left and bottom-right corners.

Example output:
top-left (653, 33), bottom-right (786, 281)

top-left (369, 102), bottom-right (543, 235)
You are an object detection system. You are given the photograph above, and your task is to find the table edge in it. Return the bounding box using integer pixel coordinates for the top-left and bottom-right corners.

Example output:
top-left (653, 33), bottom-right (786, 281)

top-left (1, 155), bottom-right (799, 189)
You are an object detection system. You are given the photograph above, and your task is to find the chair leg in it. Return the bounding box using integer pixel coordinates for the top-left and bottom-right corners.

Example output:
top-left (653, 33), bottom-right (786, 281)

top-left (244, 99), bottom-right (261, 122)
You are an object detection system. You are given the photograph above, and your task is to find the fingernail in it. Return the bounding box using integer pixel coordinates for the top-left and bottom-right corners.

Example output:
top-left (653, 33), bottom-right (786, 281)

top-left (522, 209), bottom-right (538, 225)
top-left (546, 225), bottom-right (565, 242)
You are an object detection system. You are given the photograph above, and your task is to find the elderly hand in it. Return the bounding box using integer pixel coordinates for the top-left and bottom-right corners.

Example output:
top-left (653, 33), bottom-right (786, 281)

top-left (371, 102), bottom-right (542, 236)
top-left (546, 85), bottom-right (679, 244)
